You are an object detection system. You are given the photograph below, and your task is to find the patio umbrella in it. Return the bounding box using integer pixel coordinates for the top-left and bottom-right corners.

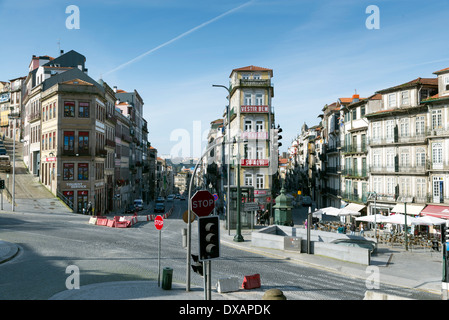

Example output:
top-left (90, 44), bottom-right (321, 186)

top-left (313, 206), bottom-right (341, 217)
top-left (337, 207), bottom-right (362, 216)
top-left (411, 216), bottom-right (446, 226)
top-left (355, 214), bottom-right (389, 223)
top-left (383, 214), bottom-right (419, 225)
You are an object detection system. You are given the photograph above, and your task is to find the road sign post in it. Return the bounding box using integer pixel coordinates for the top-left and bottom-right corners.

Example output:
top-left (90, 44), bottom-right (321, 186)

top-left (154, 215), bottom-right (164, 287)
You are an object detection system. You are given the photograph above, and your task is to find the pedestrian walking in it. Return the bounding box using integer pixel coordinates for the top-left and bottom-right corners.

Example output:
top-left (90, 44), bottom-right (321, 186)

top-left (86, 201), bottom-right (93, 215)
top-left (359, 222), bottom-right (365, 236)
top-left (350, 223), bottom-right (355, 235)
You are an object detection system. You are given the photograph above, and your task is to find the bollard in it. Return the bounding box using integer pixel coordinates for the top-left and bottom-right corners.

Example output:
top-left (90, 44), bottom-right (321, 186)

top-left (182, 228), bottom-right (187, 248)
top-left (162, 267), bottom-right (173, 290)
top-left (262, 288), bottom-right (286, 300)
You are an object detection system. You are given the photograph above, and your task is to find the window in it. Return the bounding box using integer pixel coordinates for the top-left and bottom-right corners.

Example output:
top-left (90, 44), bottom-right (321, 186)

top-left (400, 118), bottom-right (409, 137)
top-left (401, 91), bottom-right (409, 105)
top-left (256, 146), bottom-right (264, 159)
top-left (432, 110), bottom-right (442, 130)
top-left (352, 108), bottom-right (357, 121)
top-left (400, 177), bottom-right (411, 196)
top-left (63, 163), bottom-right (74, 180)
top-left (255, 93), bottom-right (263, 105)
top-left (244, 173), bottom-right (253, 186)
top-left (415, 116), bottom-right (425, 135)
top-left (387, 177), bottom-right (395, 195)
top-left (253, 74), bottom-right (261, 80)
top-left (417, 178), bottom-right (426, 199)
top-left (244, 120), bottom-right (253, 132)
top-left (416, 148), bottom-right (426, 167)
top-left (256, 174), bottom-right (264, 189)
top-left (255, 120), bottom-right (264, 132)
top-left (78, 163), bottom-right (89, 180)
top-left (386, 120), bottom-right (394, 140)
top-left (372, 152), bottom-right (380, 168)
top-left (400, 151), bottom-right (410, 167)
top-left (63, 131), bottom-right (75, 152)
top-left (78, 132), bottom-right (89, 154)
top-left (432, 142), bottom-right (443, 167)
top-left (372, 122), bottom-right (381, 140)
top-left (242, 74), bottom-right (250, 80)
top-left (64, 101), bottom-right (75, 117)
top-left (244, 93), bottom-right (252, 105)
top-left (386, 150), bottom-right (395, 168)
top-left (361, 106), bottom-right (366, 117)
top-left (79, 102), bottom-right (90, 118)
top-left (373, 177), bottom-right (382, 194)
top-left (388, 93), bottom-right (396, 108)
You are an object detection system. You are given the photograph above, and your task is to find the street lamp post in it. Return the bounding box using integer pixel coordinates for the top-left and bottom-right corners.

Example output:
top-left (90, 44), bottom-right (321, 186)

top-left (369, 191), bottom-right (377, 241)
top-left (212, 84), bottom-right (231, 235)
top-left (8, 111), bottom-right (20, 212)
top-left (233, 137), bottom-right (244, 242)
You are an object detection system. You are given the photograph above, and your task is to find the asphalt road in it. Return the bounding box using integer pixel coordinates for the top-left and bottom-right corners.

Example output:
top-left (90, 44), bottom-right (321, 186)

top-left (0, 200), bottom-right (440, 300)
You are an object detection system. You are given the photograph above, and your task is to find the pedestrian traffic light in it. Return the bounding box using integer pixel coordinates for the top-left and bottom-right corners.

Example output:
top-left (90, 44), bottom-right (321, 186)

top-left (442, 224), bottom-right (449, 244)
top-left (198, 215), bottom-right (220, 261)
top-left (191, 254), bottom-right (203, 276)
top-left (0, 179), bottom-right (4, 189)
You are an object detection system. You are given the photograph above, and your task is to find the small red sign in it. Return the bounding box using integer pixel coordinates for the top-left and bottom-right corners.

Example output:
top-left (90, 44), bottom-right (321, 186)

top-left (154, 215), bottom-right (164, 230)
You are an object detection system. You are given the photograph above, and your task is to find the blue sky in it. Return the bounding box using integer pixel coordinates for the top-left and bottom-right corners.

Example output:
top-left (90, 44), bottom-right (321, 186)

top-left (1, 0), bottom-right (449, 158)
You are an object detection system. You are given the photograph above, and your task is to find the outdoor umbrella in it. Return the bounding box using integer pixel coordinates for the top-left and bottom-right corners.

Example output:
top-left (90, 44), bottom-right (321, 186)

top-left (411, 216), bottom-right (446, 226)
top-left (337, 207), bottom-right (362, 216)
top-left (355, 214), bottom-right (389, 223)
top-left (383, 214), bottom-right (419, 225)
top-left (313, 206), bottom-right (341, 217)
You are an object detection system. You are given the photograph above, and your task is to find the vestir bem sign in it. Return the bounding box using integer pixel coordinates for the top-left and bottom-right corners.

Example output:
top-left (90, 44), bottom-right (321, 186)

top-left (240, 105), bottom-right (269, 113)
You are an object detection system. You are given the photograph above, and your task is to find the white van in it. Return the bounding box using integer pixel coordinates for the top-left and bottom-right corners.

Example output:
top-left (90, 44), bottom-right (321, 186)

top-left (133, 199), bottom-right (144, 211)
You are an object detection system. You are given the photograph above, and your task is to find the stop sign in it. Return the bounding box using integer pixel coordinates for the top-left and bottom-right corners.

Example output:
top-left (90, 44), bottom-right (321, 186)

top-left (154, 215), bottom-right (164, 230)
top-left (191, 190), bottom-right (215, 217)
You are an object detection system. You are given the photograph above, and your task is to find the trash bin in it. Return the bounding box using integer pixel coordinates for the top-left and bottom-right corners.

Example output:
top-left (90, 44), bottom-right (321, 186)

top-left (162, 267), bottom-right (173, 290)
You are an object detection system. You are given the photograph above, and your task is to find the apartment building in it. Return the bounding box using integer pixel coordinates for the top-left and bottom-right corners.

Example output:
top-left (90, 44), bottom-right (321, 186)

top-left (422, 68), bottom-right (449, 207)
top-left (364, 77), bottom-right (438, 215)
top-left (18, 49), bottom-right (155, 214)
top-left (225, 65), bottom-right (276, 227)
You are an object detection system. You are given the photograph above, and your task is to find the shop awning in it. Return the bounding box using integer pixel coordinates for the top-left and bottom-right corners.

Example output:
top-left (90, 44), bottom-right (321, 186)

top-left (391, 203), bottom-right (425, 216)
top-left (344, 203), bottom-right (365, 212)
top-left (420, 205), bottom-right (449, 220)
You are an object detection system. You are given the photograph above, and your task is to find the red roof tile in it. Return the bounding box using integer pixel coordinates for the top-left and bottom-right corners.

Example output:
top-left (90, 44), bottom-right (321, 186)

top-left (230, 65), bottom-right (273, 77)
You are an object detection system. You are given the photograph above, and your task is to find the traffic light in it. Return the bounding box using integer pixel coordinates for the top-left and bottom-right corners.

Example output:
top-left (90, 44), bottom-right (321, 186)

top-left (198, 215), bottom-right (220, 261)
top-left (0, 180), bottom-right (4, 190)
top-left (272, 127), bottom-right (283, 148)
top-left (191, 254), bottom-right (203, 276)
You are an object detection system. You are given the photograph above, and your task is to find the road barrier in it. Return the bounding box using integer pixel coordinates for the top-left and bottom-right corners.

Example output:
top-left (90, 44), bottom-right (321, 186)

top-left (89, 205), bottom-right (175, 229)
top-left (242, 274), bottom-right (261, 289)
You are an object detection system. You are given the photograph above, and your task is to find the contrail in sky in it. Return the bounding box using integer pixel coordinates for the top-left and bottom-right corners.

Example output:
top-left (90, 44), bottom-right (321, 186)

top-left (103, 1), bottom-right (256, 76)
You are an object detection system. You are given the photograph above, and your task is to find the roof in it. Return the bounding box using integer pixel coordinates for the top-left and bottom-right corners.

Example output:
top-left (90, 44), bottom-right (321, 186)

top-left (433, 67), bottom-right (449, 75)
top-left (230, 65), bottom-right (273, 77)
top-left (377, 77), bottom-right (438, 93)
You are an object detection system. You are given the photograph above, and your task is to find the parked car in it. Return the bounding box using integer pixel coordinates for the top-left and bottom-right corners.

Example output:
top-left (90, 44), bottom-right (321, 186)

top-left (154, 203), bottom-right (165, 213)
top-left (133, 199), bottom-right (144, 211)
top-left (331, 239), bottom-right (377, 254)
top-left (180, 196), bottom-right (186, 201)
top-left (156, 197), bottom-right (165, 203)
top-left (302, 196), bottom-right (312, 207)
top-left (167, 195), bottom-right (174, 201)
top-left (125, 204), bottom-right (137, 213)
top-left (0, 148), bottom-right (7, 155)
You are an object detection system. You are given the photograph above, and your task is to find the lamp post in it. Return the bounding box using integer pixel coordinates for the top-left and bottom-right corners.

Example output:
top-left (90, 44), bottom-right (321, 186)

top-left (233, 136), bottom-right (244, 242)
top-left (8, 110), bottom-right (20, 212)
top-left (368, 191), bottom-right (377, 241)
top-left (212, 84), bottom-right (231, 235)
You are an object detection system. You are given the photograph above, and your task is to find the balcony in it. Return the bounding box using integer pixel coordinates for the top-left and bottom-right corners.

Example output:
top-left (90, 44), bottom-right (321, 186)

top-left (341, 168), bottom-right (368, 178)
top-left (341, 144), bottom-right (367, 154)
top-left (369, 134), bottom-right (426, 146)
top-left (96, 148), bottom-right (107, 158)
top-left (370, 164), bottom-right (428, 174)
top-left (28, 112), bottom-right (41, 123)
